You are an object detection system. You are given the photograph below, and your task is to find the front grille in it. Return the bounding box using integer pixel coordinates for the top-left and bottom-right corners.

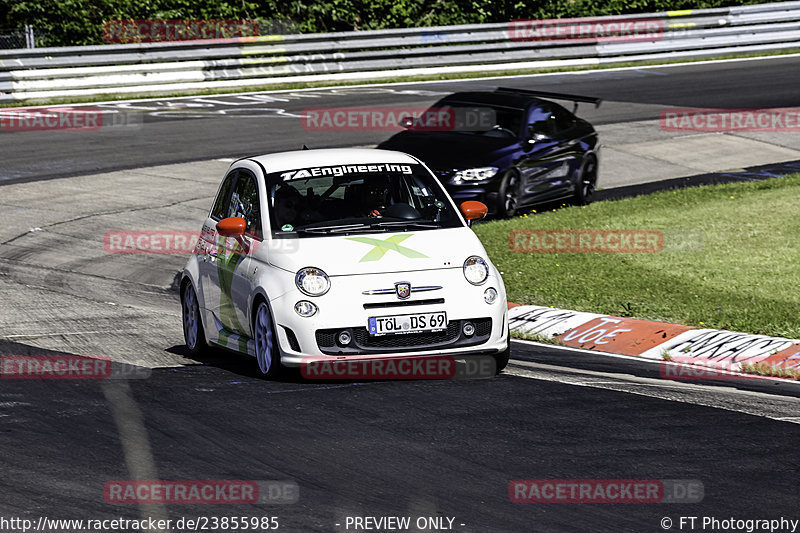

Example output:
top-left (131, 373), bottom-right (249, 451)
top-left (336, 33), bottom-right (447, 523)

top-left (315, 318), bottom-right (492, 355)
top-left (475, 319), bottom-right (492, 337)
top-left (363, 298), bottom-right (445, 310)
top-left (316, 330), bottom-right (336, 347)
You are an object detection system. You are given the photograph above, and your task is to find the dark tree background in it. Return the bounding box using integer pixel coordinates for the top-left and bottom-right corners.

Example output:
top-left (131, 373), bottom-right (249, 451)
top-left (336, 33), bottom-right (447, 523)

top-left (0, 0), bottom-right (779, 46)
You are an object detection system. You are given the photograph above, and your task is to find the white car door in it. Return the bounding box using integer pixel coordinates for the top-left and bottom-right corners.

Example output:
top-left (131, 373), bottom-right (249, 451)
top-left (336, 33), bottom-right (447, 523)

top-left (199, 169), bottom-right (260, 341)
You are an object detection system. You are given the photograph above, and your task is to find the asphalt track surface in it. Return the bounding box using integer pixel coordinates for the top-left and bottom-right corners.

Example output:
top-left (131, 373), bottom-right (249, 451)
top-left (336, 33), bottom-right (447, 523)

top-left (1, 338), bottom-right (799, 532)
top-left (3, 55), bottom-right (800, 184)
top-left (1, 56), bottom-right (800, 531)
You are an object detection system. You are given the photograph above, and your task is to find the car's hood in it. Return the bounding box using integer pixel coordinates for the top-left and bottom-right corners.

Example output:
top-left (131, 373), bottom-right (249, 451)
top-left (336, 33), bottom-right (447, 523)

top-left (378, 131), bottom-right (513, 169)
top-left (267, 227), bottom-right (487, 276)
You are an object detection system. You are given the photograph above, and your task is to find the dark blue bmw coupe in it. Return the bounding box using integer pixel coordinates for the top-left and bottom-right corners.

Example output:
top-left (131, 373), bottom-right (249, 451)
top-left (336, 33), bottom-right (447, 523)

top-left (378, 87), bottom-right (601, 218)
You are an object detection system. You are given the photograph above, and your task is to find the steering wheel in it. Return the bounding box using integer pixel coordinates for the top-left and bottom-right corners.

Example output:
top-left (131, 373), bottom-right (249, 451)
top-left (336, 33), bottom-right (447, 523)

top-left (488, 125), bottom-right (516, 137)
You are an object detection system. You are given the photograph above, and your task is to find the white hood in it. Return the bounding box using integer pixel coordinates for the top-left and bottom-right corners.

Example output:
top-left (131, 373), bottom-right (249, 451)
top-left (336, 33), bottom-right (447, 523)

top-left (266, 227), bottom-right (486, 276)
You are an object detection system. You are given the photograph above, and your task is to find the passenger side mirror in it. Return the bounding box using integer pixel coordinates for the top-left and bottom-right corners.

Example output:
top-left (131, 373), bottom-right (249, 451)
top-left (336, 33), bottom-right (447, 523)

top-left (460, 201), bottom-right (488, 225)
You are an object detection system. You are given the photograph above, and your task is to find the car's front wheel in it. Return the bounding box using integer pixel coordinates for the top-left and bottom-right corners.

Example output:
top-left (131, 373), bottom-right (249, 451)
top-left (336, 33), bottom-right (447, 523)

top-left (253, 299), bottom-right (281, 378)
top-left (497, 169), bottom-right (520, 218)
top-left (182, 282), bottom-right (207, 355)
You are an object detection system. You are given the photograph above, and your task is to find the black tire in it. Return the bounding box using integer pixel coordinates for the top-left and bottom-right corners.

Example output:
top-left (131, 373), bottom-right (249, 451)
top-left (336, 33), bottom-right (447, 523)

top-left (494, 344), bottom-right (510, 374)
top-left (181, 281), bottom-right (208, 355)
top-left (253, 298), bottom-right (282, 379)
top-left (497, 170), bottom-right (520, 218)
top-left (573, 155), bottom-right (598, 205)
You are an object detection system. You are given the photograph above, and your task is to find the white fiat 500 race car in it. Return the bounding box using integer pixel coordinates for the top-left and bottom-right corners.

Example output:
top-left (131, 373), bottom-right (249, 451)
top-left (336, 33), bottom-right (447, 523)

top-left (180, 148), bottom-right (509, 378)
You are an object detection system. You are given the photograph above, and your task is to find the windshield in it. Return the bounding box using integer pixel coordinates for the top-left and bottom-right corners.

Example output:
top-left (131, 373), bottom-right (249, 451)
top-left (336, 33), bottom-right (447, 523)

top-left (267, 163), bottom-right (463, 237)
top-left (434, 101), bottom-right (523, 138)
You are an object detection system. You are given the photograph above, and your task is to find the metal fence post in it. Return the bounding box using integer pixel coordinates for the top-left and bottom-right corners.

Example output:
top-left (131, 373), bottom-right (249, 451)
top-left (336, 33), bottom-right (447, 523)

top-left (25, 25), bottom-right (35, 48)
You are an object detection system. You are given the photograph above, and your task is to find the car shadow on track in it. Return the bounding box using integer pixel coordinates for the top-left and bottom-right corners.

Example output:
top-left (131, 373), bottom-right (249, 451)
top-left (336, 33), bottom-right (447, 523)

top-left (166, 344), bottom-right (311, 383)
top-left (165, 344), bottom-right (505, 386)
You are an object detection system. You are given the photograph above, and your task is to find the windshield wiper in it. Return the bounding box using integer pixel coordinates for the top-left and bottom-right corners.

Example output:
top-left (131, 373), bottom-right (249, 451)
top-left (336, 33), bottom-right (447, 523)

top-left (294, 223), bottom-right (389, 235)
top-left (293, 223), bottom-right (367, 234)
top-left (369, 221), bottom-right (442, 229)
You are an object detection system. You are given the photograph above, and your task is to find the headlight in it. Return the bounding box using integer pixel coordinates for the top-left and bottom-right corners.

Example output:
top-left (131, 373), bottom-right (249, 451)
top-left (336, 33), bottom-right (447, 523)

top-left (295, 267), bottom-right (330, 296)
top-left (294, 300), bottom-right (318, 317)
top-left (454, 167), bottom-right (499, 182)
top-left (463, 256), bottom-right (489, 285)
top-left (484, 287), bottom-right (498, 304)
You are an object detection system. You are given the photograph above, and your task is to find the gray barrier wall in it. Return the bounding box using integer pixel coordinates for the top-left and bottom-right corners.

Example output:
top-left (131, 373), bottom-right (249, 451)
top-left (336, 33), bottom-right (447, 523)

top-left (1, 1), bottom-right (799, 102)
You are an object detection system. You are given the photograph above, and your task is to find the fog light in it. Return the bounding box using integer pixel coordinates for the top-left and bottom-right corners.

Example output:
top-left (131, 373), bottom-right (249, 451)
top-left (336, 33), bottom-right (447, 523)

top-left (484, 287), bottom-right (498, 304)
top-left (294, 300), bottom-right (317, 317)
top-left (463, 322), bottom-right (475, 336)
top-left (337, 331), bottom-right (352, 345)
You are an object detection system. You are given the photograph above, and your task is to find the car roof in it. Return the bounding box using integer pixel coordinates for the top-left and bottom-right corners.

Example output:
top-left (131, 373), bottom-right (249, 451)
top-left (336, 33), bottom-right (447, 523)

top-left (245, 148), bottom-right (420, 175)
top-left (438, 91), bottom-right (544, 110)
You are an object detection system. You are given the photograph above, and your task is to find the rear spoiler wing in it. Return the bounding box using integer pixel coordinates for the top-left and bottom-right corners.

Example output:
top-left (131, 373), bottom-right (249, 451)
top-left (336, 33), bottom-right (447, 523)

top-left (494, 87), bottom-right (602, 113)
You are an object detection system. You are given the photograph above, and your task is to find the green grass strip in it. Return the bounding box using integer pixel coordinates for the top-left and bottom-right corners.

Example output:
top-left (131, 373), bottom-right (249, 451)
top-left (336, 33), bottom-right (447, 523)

top-left (475, 174), bottom-right (800, 339)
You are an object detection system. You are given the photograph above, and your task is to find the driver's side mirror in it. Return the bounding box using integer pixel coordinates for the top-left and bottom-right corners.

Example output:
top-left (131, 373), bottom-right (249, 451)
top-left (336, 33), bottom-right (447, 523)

top-left (216, 216), bottom-right (246, 236)
top-left (216, 216), bottom-right (250, 252)
top-left (460, 201), bottom-right (488, 225)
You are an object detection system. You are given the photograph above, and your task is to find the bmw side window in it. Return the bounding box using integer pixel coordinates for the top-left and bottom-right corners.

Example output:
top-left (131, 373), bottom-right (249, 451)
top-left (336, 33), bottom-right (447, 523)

top-left (211, 171), bottom-right (236, 220)
top-left (528, 106), bottom-right (555, 137)
top-left (228, 171), bottom-right (263, 240)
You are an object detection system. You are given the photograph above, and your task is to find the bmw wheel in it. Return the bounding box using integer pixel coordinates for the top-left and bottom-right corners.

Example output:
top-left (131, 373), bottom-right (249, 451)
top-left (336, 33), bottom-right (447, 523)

top-left (254, 299), bottom-right (281, 378)
top-left (498, 170), bottom-right (520, 218)
top-left (574, 155), bottom-right (597, 205)
top-left (182, 281), bottom-right (207, 355)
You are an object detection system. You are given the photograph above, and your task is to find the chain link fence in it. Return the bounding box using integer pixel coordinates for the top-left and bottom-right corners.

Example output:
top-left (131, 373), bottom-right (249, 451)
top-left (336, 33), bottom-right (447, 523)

top-left (0, 26), bottom-right (55, 49)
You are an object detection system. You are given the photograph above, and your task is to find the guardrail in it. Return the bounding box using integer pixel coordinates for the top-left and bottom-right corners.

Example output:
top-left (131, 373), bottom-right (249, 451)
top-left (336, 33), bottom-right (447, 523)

top-left (1, 1), bottom-right (799, 102)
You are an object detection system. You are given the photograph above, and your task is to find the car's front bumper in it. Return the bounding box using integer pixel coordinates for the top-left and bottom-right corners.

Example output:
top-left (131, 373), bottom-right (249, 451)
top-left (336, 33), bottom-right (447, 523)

top-left (269, 269), bottom-right (508, 366)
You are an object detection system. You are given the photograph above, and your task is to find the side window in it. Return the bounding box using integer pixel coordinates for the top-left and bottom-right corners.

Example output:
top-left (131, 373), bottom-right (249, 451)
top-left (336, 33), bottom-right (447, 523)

top-left (528, 105), bottom-right (556, 137)
top-left (211, 172), bottom-right (236, 221)
top-left (228, 171), bottom-right (263, 240)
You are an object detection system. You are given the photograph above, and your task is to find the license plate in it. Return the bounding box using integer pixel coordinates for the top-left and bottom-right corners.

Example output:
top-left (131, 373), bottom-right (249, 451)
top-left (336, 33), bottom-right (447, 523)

top-left (368, 312), bottom-right (447, 336)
